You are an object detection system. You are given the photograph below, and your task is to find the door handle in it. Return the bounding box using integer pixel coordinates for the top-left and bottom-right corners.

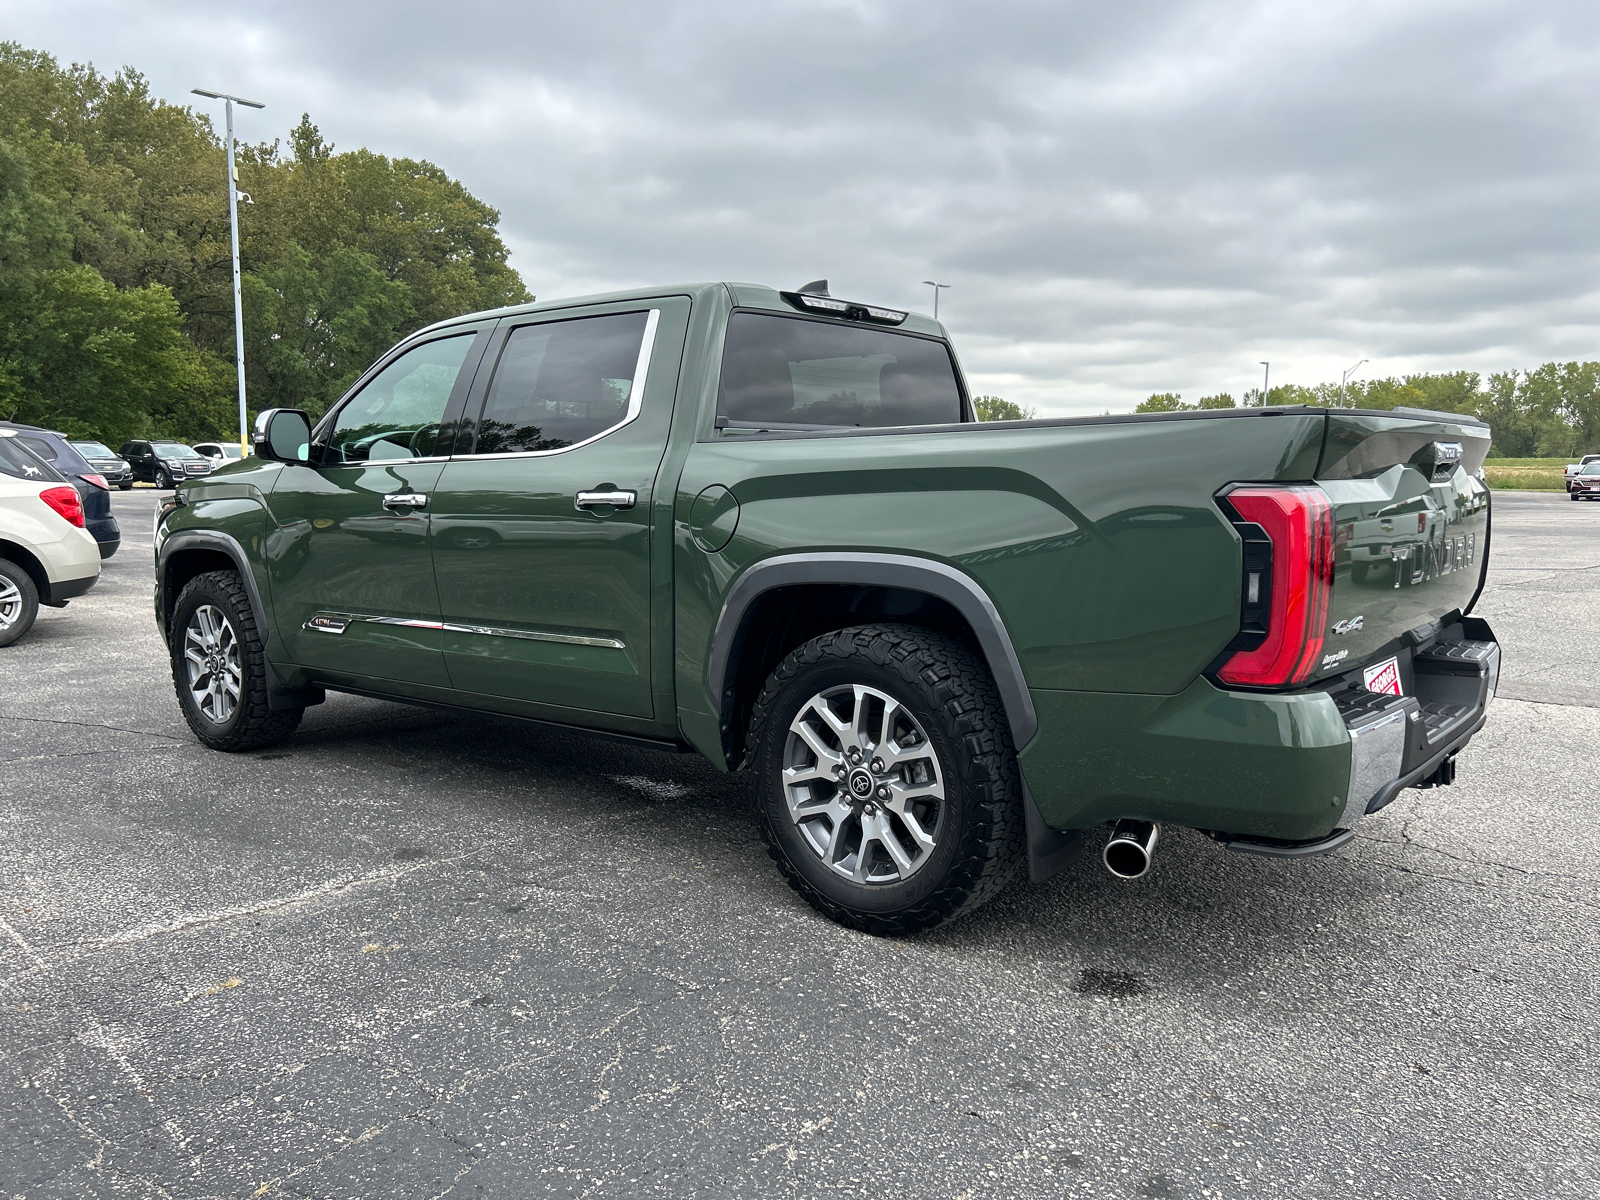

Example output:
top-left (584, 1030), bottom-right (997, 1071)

top-left (382, 492), bottom-right (428, 510)
top-left (575, 490), bottom-right (636, 510)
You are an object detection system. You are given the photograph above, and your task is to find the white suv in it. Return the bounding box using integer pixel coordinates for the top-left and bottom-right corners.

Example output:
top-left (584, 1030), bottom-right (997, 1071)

top-left (0, 430), bottom-right (101, 646)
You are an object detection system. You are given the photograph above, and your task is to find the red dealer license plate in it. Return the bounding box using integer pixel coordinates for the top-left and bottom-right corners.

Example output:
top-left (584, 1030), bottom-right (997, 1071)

top-left (1363, 656), bottom-right (1402, 696)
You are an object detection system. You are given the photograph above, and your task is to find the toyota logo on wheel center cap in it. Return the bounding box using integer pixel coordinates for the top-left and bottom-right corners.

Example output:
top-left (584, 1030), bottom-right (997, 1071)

top-left (848, 769), bottom-right (875, 798)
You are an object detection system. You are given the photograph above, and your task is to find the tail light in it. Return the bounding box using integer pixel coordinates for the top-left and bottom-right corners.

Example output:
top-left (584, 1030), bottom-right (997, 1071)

top-left (82, 473), bottom-right (109, 490)
top-left (1215, 484), bottom-right (1335, 687)
top-left (39, 485), bottom-right (86, 528)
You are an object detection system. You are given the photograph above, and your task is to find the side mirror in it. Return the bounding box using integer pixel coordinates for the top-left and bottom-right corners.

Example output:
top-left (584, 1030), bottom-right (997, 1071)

top-left (253, 409), bottom-right (312, 464)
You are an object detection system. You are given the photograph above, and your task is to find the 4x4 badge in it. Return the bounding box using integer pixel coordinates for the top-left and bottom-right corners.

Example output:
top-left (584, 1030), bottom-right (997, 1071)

top-left (1332, 615), bottom-right (1364, 636)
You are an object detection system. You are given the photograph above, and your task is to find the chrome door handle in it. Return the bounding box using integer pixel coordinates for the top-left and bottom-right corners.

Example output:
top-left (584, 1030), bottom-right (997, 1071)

top-left (575, 490), bottom-right (636, 510)
top-left (382, 492), bottom-right (428, 509)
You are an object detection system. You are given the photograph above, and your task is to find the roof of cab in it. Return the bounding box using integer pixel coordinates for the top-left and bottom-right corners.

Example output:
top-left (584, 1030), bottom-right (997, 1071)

top-left (413, 282), bottom-right (948, 340)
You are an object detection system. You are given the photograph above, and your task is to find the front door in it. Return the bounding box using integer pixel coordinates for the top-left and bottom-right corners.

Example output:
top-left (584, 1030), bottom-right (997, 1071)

top-left (428, 302), bottom-right (684, 718)
top-left (267, 328), bottom-right (488, 688)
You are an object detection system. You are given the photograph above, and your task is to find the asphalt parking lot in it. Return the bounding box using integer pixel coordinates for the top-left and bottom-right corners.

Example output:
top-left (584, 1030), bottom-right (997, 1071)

top-left (2, 487), bottom-right (1597, 1199)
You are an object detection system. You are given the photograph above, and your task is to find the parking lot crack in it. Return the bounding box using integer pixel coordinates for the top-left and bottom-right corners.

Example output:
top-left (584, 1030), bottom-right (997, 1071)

top-left (0, 714), bottom-right (186, 741)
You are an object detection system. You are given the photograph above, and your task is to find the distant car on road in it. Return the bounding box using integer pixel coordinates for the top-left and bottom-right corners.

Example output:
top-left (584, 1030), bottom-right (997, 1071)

top-left (1565, 453), bottom-right (1600, 491)
top-left (193, 441), bottom-right (245, 467)
top-left (118, 439), bottom-right (215, 489)
top-left (1570, 461), bottom-right (1600, 501)
top-left (0, 422), bottom-right (122, 558)
top-left (68, 440), bottom-right (135, 490)
top-left (0, 430), bottom-right (100, 646)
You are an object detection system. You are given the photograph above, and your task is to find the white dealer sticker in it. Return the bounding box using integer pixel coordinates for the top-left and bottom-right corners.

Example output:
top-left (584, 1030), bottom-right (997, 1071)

top-left (1363, 656), bottom-right (1402, 696)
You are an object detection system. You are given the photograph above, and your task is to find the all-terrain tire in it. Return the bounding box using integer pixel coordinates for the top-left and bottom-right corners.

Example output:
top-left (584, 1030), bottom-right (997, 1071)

top-left (169, 569), bottom-right (302, 751)
top-left (747, 623), bottom-right (1025, 936)
top-left (0, 558), bottom-right (41, 648)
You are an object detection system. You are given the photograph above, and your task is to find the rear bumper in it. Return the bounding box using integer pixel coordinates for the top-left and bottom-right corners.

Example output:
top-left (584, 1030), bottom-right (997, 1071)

top-left (1339, 618), bottom-right (1499, 825)
top-left (1018, 618), bottom-right (1500, 846)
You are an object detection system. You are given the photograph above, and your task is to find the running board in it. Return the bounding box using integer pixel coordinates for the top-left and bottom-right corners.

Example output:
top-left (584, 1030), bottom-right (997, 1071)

top-left (1219, 828), bottom-right (1356, 859)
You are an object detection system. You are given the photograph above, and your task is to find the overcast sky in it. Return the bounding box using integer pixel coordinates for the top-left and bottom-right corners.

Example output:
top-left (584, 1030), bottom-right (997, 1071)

top-left (12, 0), bottom-right (1600, 414)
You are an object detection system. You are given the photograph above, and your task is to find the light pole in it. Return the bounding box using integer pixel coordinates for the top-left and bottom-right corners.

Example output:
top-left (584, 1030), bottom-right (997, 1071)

top-left (191, 88), bottom-right (264, 457)
top-left (1341, 358), bottom-right (1369, 407)
top-left (921, 280), bottom-right (950, 321)
top-left (1259, 361), bottom-right (1270, 406)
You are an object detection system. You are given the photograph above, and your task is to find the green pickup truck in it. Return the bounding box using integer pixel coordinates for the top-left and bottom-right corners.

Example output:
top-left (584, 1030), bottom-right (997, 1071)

top-left (155, 281), bottom-right (1499, 934)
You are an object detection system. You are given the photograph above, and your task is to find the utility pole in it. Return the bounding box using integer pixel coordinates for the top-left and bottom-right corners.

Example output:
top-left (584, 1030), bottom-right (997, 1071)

top-left (192, 88), bottom-right (264, 456)
top-left (921, 280), bottom-right (950, 321)
top-left (1259, 361), bottom-right (1270, 406)
top-left (1341, 358), bottom-right (1369, 407)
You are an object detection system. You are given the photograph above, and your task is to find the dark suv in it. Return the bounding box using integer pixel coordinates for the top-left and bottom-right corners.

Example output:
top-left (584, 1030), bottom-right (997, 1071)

top-left (0, 422), bottom-right (120, 558)
top-left (118, 440), bottom-right (214, 488)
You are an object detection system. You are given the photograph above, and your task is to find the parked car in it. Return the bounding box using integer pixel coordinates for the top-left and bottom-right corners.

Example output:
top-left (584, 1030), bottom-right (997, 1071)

top-left (68, 439), bottom-right (135, 489)
top-left (0, 422), bottom-right (121, 558)
top-left (154, 280), bottom-right (1499, 935)
top-left (118, 439), bottom-right (215, 488)
top-left (1564, 453), bottom-right (1600, 491)
top-left (1570, 460), bottom-right (1600, 500)
top-left (0, 430), bottom-right (101, 646)
top-left (193, 441), bottom-right (245, 466)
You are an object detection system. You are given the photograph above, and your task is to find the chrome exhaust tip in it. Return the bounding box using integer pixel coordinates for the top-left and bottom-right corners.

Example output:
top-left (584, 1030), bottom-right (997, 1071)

top-left (1103, 819), bottom-right (1160, 879)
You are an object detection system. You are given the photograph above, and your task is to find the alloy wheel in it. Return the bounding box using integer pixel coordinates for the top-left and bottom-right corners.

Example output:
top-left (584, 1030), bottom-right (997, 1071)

top-left (0, 577), bottom-right (21, 631)
top-left (781, 683), bottom-right (946, 884)
top-left (183, 604), bottom-right (242, 724)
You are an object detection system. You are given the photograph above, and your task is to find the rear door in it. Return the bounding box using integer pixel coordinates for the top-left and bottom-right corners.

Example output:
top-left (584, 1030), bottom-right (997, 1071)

top-left (428, 298), bottom-right (688, 718)
top-left (267, 326), bottom-right (492, 688)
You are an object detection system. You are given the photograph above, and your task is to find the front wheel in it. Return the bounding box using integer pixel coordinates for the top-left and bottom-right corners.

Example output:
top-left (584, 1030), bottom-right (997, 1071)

top-left (156, 469), bottom-right (173, 489)
top-left (118, 481), bottom-right (132, 491)
top-left (169, 569), bottom-right (302, 751)
top-left (0, 559), bottom-right (41, 648)
top-left (747, 624), bottom-right (1024, 935)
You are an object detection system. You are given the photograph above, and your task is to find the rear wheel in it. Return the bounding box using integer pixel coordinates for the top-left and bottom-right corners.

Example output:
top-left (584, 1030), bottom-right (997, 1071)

top-left (170, 570), bottom-right (301, 751)
top-left (747, 624), bottom-right (1024, 935)
top-left (0, 559), bottom-right (40, 648)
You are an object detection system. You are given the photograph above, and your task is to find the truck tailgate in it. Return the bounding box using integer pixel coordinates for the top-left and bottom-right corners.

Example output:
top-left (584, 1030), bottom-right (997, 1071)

top-left (1312, 407), bottom-right (1492, 685)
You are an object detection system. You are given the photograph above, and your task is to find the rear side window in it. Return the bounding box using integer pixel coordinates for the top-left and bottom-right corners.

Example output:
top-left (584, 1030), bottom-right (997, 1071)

top-left (471, 311), bottom-right (651, 454)
top-left (718, 312), bottom-right (965, 429)
top-left (0, 436), bottom-right (66, 482)
top-left (15, 433), bottom-right (92, 475)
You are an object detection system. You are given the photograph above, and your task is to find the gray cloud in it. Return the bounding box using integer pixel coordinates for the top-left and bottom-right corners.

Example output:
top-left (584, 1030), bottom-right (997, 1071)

top-left (12, 0), bottom-right (1600, 412)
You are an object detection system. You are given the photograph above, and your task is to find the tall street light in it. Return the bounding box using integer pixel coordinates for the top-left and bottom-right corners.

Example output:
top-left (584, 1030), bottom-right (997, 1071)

top-left (921, 280), bottom-right (950, 321)
top-left (1341, 358), bottom-right (1369, 407)
top-left (192, 88), bottom-right (264, 457)
top-left (1259, 361), bottom-right (1270, 406)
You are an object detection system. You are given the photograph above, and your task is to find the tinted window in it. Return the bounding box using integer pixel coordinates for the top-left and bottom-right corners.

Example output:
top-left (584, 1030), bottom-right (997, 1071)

top-left (326, 335), bottom-right (475, 463)
top-left (0, 437), bottom-right (66, 482)
top-left (472, 312), bottom-right (649, 454)
top-left (719, 312), bottom-right (965, 429)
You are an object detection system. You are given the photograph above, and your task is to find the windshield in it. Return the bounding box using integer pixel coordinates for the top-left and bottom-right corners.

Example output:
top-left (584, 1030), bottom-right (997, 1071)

top-left (0, 436), bottom-right (67, 482)
top-left (718, 312), bottom-right (966, 429)
top-left (215, 444), bottom-right (242, 458)
top-left (71, 441), bottom-right (117, 458)
top-left (153, 442), bottom-right (198, 457)
top-left (1581, 463), bottom-right (1600, 476)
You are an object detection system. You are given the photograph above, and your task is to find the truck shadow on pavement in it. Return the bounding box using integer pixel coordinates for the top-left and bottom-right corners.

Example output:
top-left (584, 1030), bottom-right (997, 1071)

top-left (279, 690), bottom-right (1406, 996)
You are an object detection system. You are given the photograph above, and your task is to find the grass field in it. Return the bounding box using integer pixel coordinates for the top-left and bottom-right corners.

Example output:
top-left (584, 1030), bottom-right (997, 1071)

top-left (1483, 457), bottom-right (1586, 491)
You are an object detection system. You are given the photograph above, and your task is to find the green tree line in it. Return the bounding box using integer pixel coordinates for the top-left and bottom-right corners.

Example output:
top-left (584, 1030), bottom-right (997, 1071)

top-left (1134, 366), bottom-right (1600, 458)
top-left (0, 43), bottom-right (529, 446)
